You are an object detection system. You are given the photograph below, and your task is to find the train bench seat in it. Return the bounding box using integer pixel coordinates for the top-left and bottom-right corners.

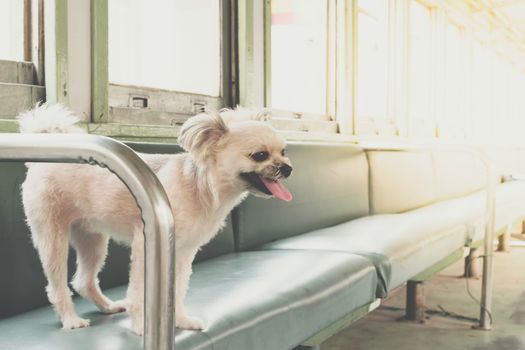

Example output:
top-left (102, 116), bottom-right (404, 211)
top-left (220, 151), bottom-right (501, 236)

top-left (2, 141), bottom-right (525, 350)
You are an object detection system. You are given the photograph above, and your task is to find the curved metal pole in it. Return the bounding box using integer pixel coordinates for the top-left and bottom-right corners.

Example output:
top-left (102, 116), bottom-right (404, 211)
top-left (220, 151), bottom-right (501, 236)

top-left (0, 133), bottom-right (176, 350)
top-left (358, 140), bottom-right (497, 330)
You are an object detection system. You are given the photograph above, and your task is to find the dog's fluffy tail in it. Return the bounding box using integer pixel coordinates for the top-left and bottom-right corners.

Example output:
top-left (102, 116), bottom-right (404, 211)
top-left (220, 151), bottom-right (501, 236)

top-left (17, 103), bottom-right (85, 134)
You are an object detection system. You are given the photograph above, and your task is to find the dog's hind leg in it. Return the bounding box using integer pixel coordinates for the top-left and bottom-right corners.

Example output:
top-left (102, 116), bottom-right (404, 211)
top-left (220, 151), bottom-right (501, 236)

top-left (31, 223), bottom-right (89, 330)
top-left (70, 227), bottom-right (126, 314)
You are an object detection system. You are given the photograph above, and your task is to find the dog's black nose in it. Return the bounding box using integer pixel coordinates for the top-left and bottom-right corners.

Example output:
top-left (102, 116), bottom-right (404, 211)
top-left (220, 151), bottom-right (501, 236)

top-left (280, 164), bottom-right (293, 178)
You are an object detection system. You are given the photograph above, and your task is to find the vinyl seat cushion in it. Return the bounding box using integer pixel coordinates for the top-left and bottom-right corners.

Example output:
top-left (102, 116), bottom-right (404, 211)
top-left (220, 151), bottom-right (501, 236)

top-left (409, 180), bottom-right (525, 243)
top-left (260, 212), bottom-right (467, 297)
top-left (0, 250), bottom-right (378, 350)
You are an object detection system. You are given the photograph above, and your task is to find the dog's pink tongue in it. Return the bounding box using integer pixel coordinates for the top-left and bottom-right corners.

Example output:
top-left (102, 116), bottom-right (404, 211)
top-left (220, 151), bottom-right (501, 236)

top-left (260, 176), bottom-right (293, 202)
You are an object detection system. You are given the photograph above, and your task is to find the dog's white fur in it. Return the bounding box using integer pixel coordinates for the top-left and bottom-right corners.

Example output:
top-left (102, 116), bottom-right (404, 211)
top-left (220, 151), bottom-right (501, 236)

top-left (19, 104), bottom-right (291, 334)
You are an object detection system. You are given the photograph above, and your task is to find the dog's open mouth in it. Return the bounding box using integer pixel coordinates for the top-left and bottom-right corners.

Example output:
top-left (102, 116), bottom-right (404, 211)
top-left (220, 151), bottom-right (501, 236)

top-left (240, 172), bottom-right (293, 202)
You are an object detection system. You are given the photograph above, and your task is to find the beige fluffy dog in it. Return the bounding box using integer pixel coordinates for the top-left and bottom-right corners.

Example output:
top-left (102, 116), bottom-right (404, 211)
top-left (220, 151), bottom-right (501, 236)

top-left (19, 104), bottom-right (293, 334)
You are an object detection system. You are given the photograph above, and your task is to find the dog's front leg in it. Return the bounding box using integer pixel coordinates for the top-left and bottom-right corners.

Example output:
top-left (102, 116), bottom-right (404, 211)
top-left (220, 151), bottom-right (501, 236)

top-left (127, 231), bottom-right (145, 335)
top-left (175, 248), bottom-right (203, 330)
top-left (127, 233), bottom-right (203, 333)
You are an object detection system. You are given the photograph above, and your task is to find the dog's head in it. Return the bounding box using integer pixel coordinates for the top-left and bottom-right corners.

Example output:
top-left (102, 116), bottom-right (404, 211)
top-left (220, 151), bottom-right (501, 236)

top-left (178, 109), bottom-right (293, 202)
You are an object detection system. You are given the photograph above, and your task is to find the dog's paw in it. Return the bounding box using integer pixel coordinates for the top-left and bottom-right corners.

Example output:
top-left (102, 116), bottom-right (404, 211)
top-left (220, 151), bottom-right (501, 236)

top-left (101, 299), bottom-right (127, 314)
top-left (62, 316), bottom-right (90, 330)
top-left (176, 315), bottom-right (204, 330)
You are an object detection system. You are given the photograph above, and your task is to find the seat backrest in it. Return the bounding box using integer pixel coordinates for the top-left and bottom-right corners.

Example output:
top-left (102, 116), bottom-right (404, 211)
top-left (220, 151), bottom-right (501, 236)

top-left (367, 151), bottom-right (437, 214)
top-left (432, 151), bottom-right (486, 201)
top-left (367, 149), bottom-right (487, 215)
top-left (234, 142), bottom-right (370, 251)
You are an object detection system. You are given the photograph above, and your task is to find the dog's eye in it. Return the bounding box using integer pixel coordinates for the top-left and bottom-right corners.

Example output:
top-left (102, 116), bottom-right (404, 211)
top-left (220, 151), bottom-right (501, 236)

top-left (251, 151), bottom-right (269, 162)
top-left (281, 149), bottom-right (286, 156)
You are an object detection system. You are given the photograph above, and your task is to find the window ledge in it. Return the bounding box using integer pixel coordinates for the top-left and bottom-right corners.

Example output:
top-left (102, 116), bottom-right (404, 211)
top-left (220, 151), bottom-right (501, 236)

top-left (0, 119), bottom-right (181, 143)
top-left (0, 119), bottom-right (358, 144)
top-left (83, 122), bottom-right (181, 143)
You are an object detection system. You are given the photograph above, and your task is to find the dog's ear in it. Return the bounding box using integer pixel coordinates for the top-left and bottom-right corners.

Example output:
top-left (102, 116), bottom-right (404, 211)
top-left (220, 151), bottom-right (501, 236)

top-left (178, 111), bottom-right (228, 161)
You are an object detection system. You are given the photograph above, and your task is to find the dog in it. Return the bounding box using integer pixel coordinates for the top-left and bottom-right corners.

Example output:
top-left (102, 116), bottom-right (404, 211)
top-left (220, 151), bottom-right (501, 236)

top-left (19, 103), bottom-right (293, 334)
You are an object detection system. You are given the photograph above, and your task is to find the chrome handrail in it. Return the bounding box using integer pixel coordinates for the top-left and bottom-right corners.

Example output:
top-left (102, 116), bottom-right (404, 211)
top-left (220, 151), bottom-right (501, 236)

top-left (358, 140), bottom-right (497, 330)
top-left (0, 133), bottom-right (176, 350)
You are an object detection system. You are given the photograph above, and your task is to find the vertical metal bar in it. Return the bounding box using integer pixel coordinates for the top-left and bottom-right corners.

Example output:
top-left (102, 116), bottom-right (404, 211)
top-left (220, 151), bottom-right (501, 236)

top-left (23, 0), bottom-right (32, 62)
top-left (479, 159), bottom-right (496, 330)
top-left (91, 0), bottom-right (109, 123)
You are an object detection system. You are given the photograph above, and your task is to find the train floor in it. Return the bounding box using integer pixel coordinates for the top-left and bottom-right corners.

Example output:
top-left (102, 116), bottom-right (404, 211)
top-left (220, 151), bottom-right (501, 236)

top-left (325, 237), bottom-right (525, 350)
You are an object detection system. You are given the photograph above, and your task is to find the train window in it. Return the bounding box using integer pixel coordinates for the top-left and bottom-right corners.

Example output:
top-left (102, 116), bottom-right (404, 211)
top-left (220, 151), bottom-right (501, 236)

top-left (269, 0), bottom-right (327, 116)
top-left (356, 0), bottom-right (390, 135)
top-left (0, 0), bottom-right (522, 143)
top-left (108, 0), bottom-right (224, 126)
top-left (0, 0), bottom-right (45, 119)
top-left (505, 64), bottom-right (525, 143)
top-left (440, 23), bottom-right (466, 139)
top-left (265, 0), bottom-right (339, 134)
top-left (491, 59), bottom-right (511, 141)
top-left (467, 39), bottom-right (525, 145)
top-left (469, 42), bottom-right (493, 142)
top-left (408, 1), bottom-right (433, 137)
